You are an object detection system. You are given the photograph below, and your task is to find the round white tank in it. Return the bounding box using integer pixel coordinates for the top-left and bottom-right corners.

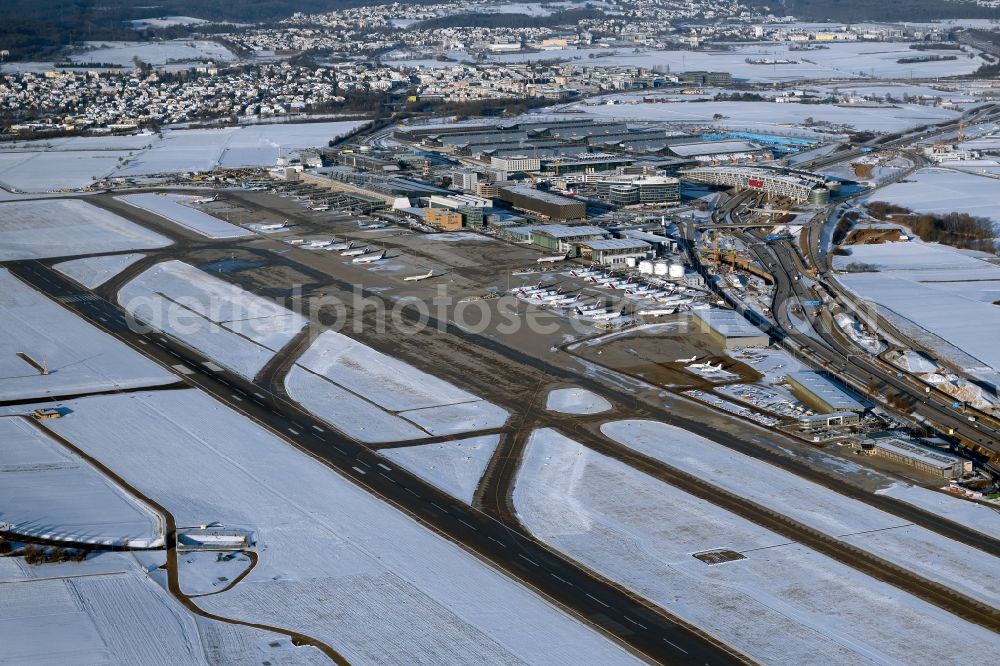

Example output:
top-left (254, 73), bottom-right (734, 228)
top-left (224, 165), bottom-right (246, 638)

top-left (638, 260), bottom-right (654, 275)
top-left (668, 263), bottom-right (685, 279)
top-left (653, 261), bottom-right (669, 276)
top-left (625, 257), bottom-right (638, 268)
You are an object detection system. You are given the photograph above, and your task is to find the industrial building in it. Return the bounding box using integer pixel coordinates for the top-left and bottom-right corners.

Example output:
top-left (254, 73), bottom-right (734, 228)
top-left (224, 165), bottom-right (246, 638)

top-left (786, 371), bottom-right (865, 413)
top-left (491, 155), bottom-right (541, 173)
top-left (425, 208), bottom-right (464, 230)
top-left (595, 175), bottom-right (680, 205)
top-left (576, 238), bottom-right (652, 265)
top-left (869, 437), bottom-right (972, 479)
top-left (693, 309), bottom-right (770, 349)
top-left (680, 166), bottom-right (833, 204)
top-left (498, 185), bottom-right (587, 221)
top-left (503, 224), bottom-right (609, 250)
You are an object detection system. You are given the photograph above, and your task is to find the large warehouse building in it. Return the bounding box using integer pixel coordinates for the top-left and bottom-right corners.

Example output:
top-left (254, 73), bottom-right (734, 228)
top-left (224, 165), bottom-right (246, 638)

top-left (498, 185), bottom-right (587, 221)
top-left (680, 166), bottom-right (833, 204)
top-left (693, 309), bottom-right (770, 348)
top-left (870, 437), bottom-right (972, 479)
top-left (786, 371), bottom-right (865, 413)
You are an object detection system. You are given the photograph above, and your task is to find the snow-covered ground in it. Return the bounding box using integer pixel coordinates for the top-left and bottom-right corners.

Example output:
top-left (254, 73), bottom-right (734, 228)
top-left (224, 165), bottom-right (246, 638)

top-left (0, 150), bottom-right (123, 192)
top-left (834, 241), bottom-right (1000, 377)
top-left (0, 416), bottom-right (163, 547)
top-left (394, 42), bottom-right (983, 81)
top-left (54, 253), bottom-right (146, 288)
top-left (118, 260), bottom-right (308, 379)
top-left (114, 122), bottom-right (367, 176)
top-left (380, 435), bottom-right (500, 503)
top-left (513, 428), bottom-right (1000, 664)
top-left (117, 194), bottom-right (252, 239)
top-left (0, 268), bottom-right (177, 401)
top-left (877, 482), bottom-right (1000, 540)
top-left (865, 167), bottom-right (1000, 227)
top-left (569, 98), bottom-right (960, 134)
top-left (287, 330), bottom-right (508, 442)
top-left (0, 122), bottom-right (367, 188)
top-left (545, 387), bottom-right (612, 414)
top-left (601, 419), bottom-right (1000, 608)
top-left (69, 40), bottom-right (236, 68)
top-left (0, 551), bottom-right (323, 665)
top-left (0, 200), bottom-right (170, 260)
top-left (18, 389), bottom-right (639, 665)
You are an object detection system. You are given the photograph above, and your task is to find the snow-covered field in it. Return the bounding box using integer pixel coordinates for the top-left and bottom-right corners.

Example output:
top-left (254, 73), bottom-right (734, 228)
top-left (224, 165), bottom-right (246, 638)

top-left (0, 150), bottom-right (123, 192)
top-left (513, 428), bottom-right (1000, 664)
top-left (0, 416), bottom-right (163, 547)
top-left (114, 122), bottom-right (367, 175)
top-left (877, 482), bottom-right (1000, 540)
top-left (865, 167), bottom-right (1000, 227)
top-left (0, 268), bottom-right (177, 401)
top-left (601, 419), bottom-right (1000, 608)
top-left (546, 387), bottom-right (612, 414)
top-left (0, 199), bottom-right (170, 260)
top-left (380, 435), bottom-right (500, 503)
top-left (287, 330), bottom-right (508, 442)
top-left (834, 241), bottom-right (1000, 376)
top-left (0, 551), bottom-right (322, 665)
top-left (395, 42), bottom-right (983, 81)
top-left (20, 389), bottom-right (638, 665)
top-left (119, 260), bottom-right (308, 379)
top-left (118, 193), bottom-right (252, 238)
top-left (0, 122), bottom-right (367, 187)
top-left (70, 40), bottom-right (236, 67)
top-left (570, 98), bottom-right (960, 134)
top-left (54, 253), bottom-right (146, 288)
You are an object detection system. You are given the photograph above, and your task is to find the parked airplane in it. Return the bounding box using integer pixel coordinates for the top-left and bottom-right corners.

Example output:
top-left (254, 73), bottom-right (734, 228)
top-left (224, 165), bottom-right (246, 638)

top-left (674, 355), bottom-right (698, 363)
top-left (341, 245), bottom-right (371, 257)
top-left (588, 308), bottom-right (624, 321)
top-left (636, 308), bottom-right (677, 317)
top-left (257, 220), bottom-right (289, 231)
top-left (537, 253), bottom-right (569, 264)
top-left (357, 221), bottom-right (387, 230)
top-left (404, 270), bottom-right (434, 282)
top-left (191, 194), bottom-right (219, 204)
top-left (688, 361), bottom-right (724, 372)
top-left (353, 250), bottom-right (386, 264)
top-left (576, 301), bottom-right (604, 313)
top-left (327, 239), bottom-right (355, 251)
top-left (303, 239), bottom-right (333, 249)
top-left (551, 293), bottom-right (583, 306)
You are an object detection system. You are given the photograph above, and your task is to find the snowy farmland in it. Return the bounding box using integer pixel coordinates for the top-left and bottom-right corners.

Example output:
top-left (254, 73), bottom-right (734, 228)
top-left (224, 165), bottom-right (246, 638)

top-left (0, 416), bottom-right (163, 547)
top-left (118, 193), bottom-right (253, 239)
top-left (395, 42), bottom-right (983, 81)
top-left (0, 268), bottom-right (177, 401)
top-left (287, 330), bottom-right (509, 442)
top-left (513, 428), bottom-right (1000, 664)
top-left (834, 241), bottom-right (1000, 377)
top-left (601, 419), bottom-right (1000, 608)
top-left (0, 199), bottom-right (170, 260)
top-left (69, 40), bottom-right (236, 68)
top-left (570, 97), bottom-right (961, 134)
top-left (865, 167), bottom-right (1000, 227)
top-left (0, 150), bottom-right (123, 192)
top-left (118, 260), bottom-right (308, 379)
top-left (546, 387), bottom-right (612, 414)
top-left (23, 389), bottom-right (639, 666)
top-left (54, 253), bottom-right (146, 289)
top-left (380, 435), bottom-right (500, 503)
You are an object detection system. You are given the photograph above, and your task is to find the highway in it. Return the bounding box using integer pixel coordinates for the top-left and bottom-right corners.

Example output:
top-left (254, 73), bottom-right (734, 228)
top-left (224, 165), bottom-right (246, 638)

top-left (6, 259), bottom-right (746, 666)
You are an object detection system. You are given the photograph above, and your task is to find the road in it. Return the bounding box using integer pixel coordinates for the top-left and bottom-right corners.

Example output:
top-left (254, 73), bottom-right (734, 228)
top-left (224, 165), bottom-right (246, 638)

top-left (6, 259), bottom-right (745, 666)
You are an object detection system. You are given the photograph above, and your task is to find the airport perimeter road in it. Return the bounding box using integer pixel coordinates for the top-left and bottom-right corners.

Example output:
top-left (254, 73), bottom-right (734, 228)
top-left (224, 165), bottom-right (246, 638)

top-left (7, 260), bottom-right (746, 666)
